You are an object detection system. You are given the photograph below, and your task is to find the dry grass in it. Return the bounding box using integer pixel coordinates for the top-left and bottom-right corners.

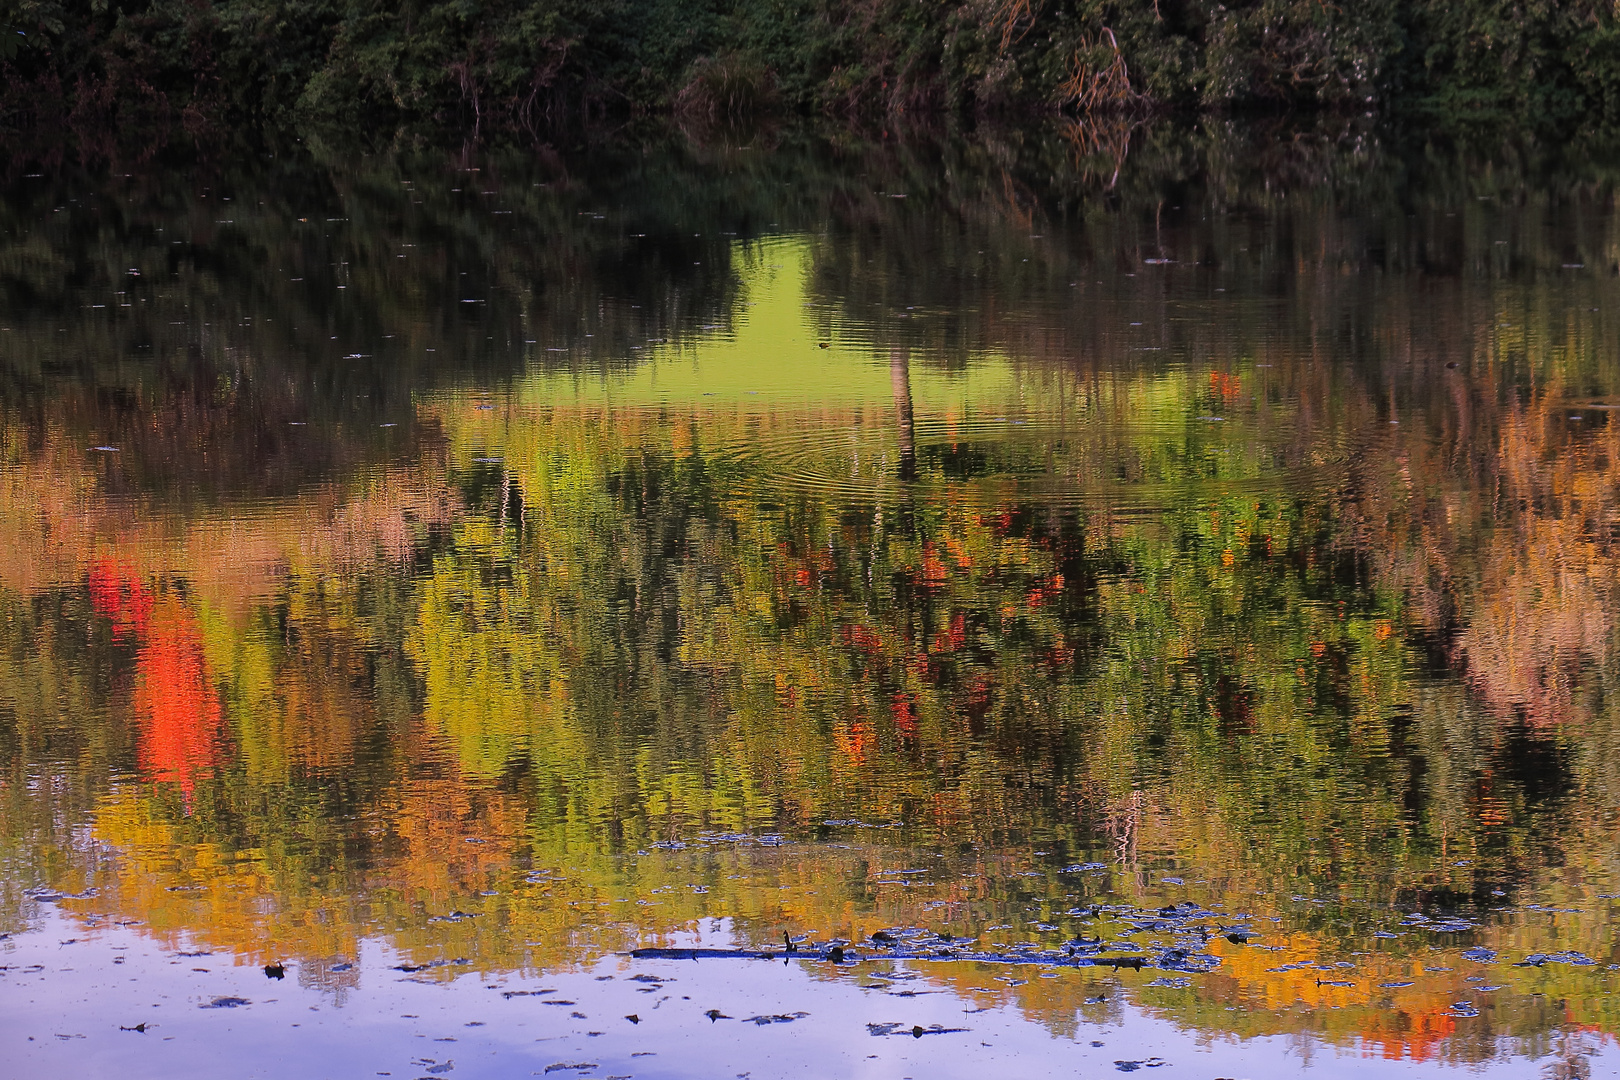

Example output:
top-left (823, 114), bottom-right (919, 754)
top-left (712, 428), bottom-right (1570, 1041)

top-left (674, 55), bottom-right (777, 121)
top-left (1058, 28), bottom-right (1143, 114)
top-left (989, 0), bottom-right (1042, 53)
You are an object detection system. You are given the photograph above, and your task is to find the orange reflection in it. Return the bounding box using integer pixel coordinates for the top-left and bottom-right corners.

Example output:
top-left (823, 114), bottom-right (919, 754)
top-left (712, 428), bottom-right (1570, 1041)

top-left (132, 598), bottom-right (223, 802)
top-left (834, 719), bottom-right (876, 765)
top-left (1360, 1008), bottom-right (1458, 1062)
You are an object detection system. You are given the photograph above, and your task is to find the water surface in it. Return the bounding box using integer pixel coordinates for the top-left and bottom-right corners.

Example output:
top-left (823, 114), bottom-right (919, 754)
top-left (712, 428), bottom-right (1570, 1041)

top-left (2, 122), bottom-right (1619, 1077)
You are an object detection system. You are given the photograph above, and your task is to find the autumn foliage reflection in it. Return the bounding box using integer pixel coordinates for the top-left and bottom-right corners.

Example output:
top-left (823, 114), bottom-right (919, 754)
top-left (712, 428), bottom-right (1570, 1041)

top-left (6, 160), bottom-right (1620, 1070)
top-left (88, 562), bottom-right (222, 801)
top-left (131, 599), bottom-right (223, 801)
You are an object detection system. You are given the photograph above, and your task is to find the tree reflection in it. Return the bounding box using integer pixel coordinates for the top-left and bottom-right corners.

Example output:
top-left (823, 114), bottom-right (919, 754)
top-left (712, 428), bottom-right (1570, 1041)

top-left (891, 346), bottom-right (917, 483)
top-left (3, 121), bottom-right (1620, 1063)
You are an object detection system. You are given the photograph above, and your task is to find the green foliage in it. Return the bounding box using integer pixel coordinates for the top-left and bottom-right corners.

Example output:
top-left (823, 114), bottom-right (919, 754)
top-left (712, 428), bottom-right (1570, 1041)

top-left (1403, 0), bottom-right (1620, 126)
top-left (4, 0), bottom-right (1620, 130)
top-left (1198, 0), bottom-right (1403, 108)
top-left (0, 0), bottom-right (64, 61)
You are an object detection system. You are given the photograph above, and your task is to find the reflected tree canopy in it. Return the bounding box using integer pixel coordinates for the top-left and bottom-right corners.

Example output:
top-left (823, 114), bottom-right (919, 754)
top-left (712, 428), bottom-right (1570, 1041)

top-left (2, 120), bottom-right (1620, 1062)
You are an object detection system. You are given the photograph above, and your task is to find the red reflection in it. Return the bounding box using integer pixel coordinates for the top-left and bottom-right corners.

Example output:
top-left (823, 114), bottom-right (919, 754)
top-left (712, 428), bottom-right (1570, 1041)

top-left (842, 624), bottom-right (884, 653)
top-left (1027, 572), bottom-right (1064, 608)
top-left (88, 559), bottom-right (153, 638)
top-left (891, 692), bottom-right (918, 739)
top-left (132, 600), bottom-right (223, 804)
top-left (1210, 371), bottom-right (1242, 400)
top-left (1360, 1009), bottom-right (1456, 1062)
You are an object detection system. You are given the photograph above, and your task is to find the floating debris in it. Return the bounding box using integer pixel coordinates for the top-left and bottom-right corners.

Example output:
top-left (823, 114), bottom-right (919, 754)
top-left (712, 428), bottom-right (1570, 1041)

top-left (427, 911), bottom-right (481, 923)
top-left (394, 958), bottom-right (470, 973)
top-left (199, 997), bottom-right (251, 1009)
top-left (867, 1022), bottom-right (969, 1037)
top-left (745, 1012), bottom-right (808, 1025)
top-left (629, 933), bottom-right (1214, 973)
top-left (1516, 952), bottom-right (1597, 967)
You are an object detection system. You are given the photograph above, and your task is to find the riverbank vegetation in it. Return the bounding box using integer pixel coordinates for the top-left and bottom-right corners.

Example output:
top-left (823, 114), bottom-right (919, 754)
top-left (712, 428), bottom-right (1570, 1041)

top-left (4, 0), bottom-right (1620, 134)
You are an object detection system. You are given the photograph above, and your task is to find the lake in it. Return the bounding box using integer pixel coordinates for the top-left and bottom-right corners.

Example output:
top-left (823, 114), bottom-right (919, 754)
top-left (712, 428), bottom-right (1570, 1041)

top-left (1, 119), bottom-right (1618, 1078)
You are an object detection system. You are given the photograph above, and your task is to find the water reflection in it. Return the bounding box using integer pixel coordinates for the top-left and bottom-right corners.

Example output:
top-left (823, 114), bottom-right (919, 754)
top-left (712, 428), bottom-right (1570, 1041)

top-left (2, 122), bottom-right (1620, 1074)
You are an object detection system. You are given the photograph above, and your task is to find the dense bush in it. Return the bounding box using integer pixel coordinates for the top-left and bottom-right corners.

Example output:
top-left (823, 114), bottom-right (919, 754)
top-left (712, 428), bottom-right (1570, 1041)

top-left (4, 0), bottom-right (1620, 130)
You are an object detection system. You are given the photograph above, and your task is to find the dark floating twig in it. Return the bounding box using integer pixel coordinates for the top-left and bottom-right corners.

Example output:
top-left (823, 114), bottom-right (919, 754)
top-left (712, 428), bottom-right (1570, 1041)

top-left (745, 1012), bottom-right (808, 1025)
top-left (629, 944), bottom-right (1209, 973)
top-left (394, 957), bottom-right (471, 973)
top-left (629, 903), bottom-right (1231, 974)
top-left (868, 1022), bottom-right (969, 1037)
top-left (1514, 951), bottom-right (1597, 967)
top-left (1114, 1057), bottom-right (1168, 1071)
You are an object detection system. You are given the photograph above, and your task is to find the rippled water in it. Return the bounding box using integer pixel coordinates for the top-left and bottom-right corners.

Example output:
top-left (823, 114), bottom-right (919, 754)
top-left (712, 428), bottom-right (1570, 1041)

top-left (2, 123), bottom-right (1620, 1077)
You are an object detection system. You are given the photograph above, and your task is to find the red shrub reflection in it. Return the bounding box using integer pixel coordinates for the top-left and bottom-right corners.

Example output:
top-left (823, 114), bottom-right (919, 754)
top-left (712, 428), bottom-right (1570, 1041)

top-left (93, 564), bottom-right (223, 805)
top-left (132, 600), bottom-right (223, 801)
